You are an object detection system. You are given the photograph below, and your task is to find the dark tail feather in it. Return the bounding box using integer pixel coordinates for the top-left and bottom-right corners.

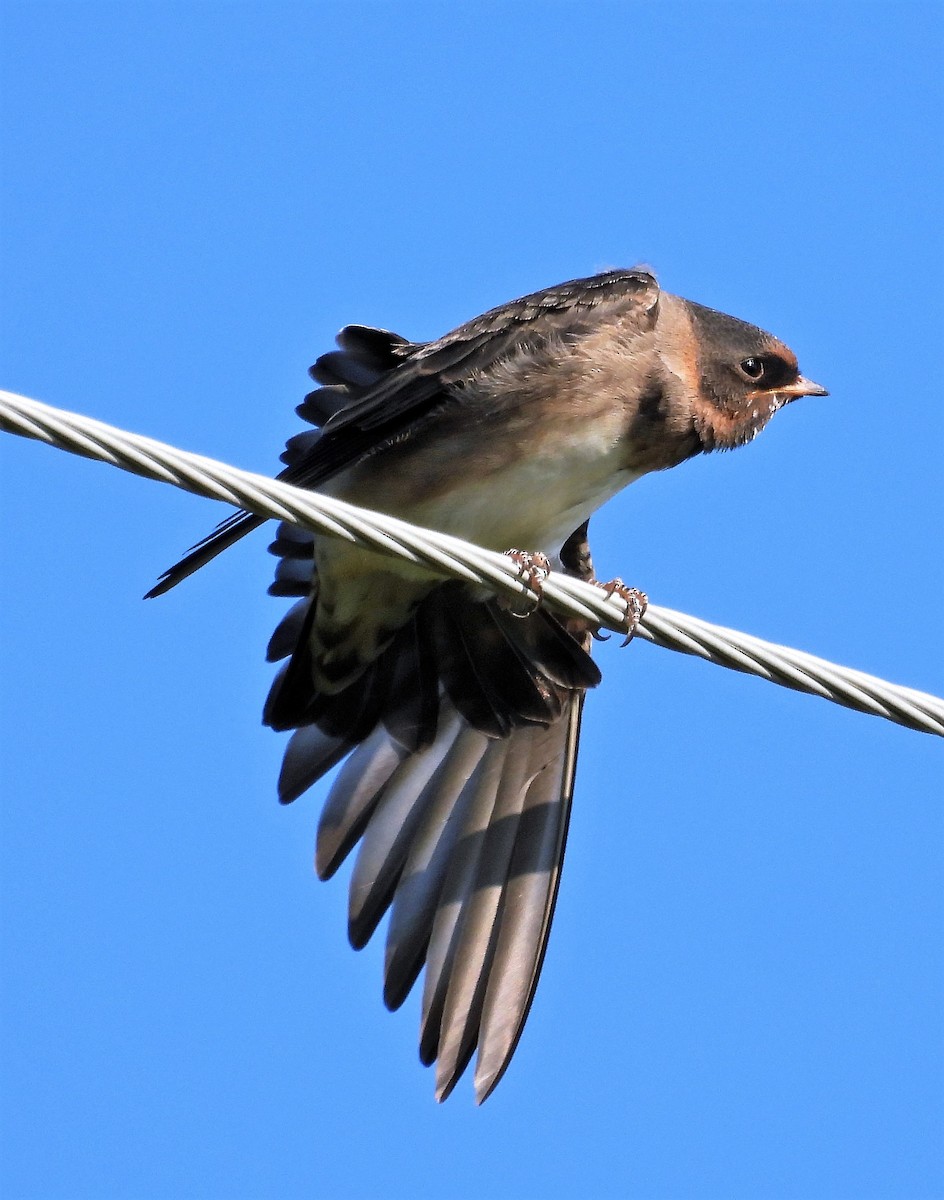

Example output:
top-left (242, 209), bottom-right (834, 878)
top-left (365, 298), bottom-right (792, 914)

top-left (146, 325), bottom-right (413, 599)
top-left (144, 510), bottom-right (264, 598)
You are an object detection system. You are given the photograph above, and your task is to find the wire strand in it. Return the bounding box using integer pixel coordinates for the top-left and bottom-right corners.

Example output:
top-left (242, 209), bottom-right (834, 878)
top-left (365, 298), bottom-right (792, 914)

top-left (2, 387), bottom-right (941, 739)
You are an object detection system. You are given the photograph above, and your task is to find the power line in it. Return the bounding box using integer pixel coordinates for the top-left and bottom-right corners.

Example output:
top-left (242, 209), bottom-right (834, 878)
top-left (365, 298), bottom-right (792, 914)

top-left (2, 387), bottom-right (941, 738)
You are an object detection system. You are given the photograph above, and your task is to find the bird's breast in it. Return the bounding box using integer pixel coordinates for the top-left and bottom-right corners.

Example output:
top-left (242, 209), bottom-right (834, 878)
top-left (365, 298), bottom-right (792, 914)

top-left (329, 402), bottom-right (644, 559)
top-left (320, 327), bottom-right (685, 566)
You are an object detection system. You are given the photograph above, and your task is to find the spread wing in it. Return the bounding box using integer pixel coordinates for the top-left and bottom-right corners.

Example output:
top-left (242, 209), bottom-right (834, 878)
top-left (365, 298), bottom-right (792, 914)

top-left (145, 268), bottom-right (659, 597)
top-left (267, 511), bottom-right (599, 1102)
top-left (264, 341), bottom-right (603, 1099)
top-left (261, 320), bottom-right (607, 1099)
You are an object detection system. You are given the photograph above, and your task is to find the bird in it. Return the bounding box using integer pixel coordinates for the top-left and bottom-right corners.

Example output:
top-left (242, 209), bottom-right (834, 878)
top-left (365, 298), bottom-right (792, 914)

top-left (147, 268), bottom-right (827, 1102)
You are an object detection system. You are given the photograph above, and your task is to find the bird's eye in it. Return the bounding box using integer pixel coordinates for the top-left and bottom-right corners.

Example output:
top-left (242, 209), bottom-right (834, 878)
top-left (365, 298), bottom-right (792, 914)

top-left (739, 357), bottom-right (766, 381)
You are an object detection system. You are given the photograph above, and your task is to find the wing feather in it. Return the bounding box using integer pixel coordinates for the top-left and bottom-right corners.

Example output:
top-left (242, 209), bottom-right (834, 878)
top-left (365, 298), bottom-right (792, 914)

top-left (474, 696), bottom-right (583, 1102)
top-left (347, 708), bottom-right (467, 948)
top-left (418, 740), bottom-right (512, 1068)
top-left (145, 270), bottom-right (658, 597)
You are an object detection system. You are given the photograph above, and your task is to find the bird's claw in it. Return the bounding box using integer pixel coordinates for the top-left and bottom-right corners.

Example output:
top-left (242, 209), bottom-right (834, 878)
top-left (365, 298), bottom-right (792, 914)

top-left (590, 578), bottom-right (648, 645)
top-left (502, 549), bottom-right (552, 618)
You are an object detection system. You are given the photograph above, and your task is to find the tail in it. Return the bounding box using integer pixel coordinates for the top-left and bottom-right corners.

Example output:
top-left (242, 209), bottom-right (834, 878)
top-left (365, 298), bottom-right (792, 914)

top-left (144, 325), bottom-right (414, 599)
top-left (144, 510), bottom-right (264, 598)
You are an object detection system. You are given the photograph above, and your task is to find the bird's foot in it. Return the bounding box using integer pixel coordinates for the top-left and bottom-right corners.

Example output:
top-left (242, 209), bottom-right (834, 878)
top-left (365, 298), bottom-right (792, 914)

top-left (501, 549), bottom-right (552, 618)
top-left (589, 579), bottom-right (648, 645)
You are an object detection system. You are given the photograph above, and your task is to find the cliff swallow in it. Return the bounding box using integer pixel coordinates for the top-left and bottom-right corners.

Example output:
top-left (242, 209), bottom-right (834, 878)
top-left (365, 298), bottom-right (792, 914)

top-left (148, 269), bottom-right (827, 1101)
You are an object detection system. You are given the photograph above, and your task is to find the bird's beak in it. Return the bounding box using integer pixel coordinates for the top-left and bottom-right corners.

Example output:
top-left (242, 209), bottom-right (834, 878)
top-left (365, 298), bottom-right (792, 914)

top-left (781, 375), bottom-right (829, 399)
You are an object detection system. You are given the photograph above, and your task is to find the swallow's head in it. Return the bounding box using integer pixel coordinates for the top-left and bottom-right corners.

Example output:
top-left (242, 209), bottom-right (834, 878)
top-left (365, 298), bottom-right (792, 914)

top-left (682, 299), bottom-right (828, 451)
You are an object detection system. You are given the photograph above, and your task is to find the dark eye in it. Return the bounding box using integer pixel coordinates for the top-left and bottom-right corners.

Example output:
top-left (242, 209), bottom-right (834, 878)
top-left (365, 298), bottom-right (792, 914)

top-left (739, 357), bottom-right (766, 381)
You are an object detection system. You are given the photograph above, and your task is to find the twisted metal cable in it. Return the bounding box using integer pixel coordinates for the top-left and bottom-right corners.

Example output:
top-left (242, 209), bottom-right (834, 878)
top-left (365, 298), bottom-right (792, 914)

top-left (2, 387), bottom-right (942, 739)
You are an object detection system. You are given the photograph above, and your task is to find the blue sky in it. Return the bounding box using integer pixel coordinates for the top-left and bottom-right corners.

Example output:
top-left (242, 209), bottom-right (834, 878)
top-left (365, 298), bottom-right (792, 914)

top-left (1, 4), bottom-right (942, 1198)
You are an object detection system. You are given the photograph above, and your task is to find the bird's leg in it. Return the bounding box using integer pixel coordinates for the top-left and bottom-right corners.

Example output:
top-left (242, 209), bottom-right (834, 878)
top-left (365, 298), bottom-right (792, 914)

top-left (501, 549), bottom-right (552, 618)
top-left (588, 579), bottom-right (648, 646)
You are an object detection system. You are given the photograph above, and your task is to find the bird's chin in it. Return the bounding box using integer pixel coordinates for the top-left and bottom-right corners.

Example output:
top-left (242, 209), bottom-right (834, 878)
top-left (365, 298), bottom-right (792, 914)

top-left (731, 393), bottom-right (791, 447)
top-left (695, 394), bottom-right (787, 452)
